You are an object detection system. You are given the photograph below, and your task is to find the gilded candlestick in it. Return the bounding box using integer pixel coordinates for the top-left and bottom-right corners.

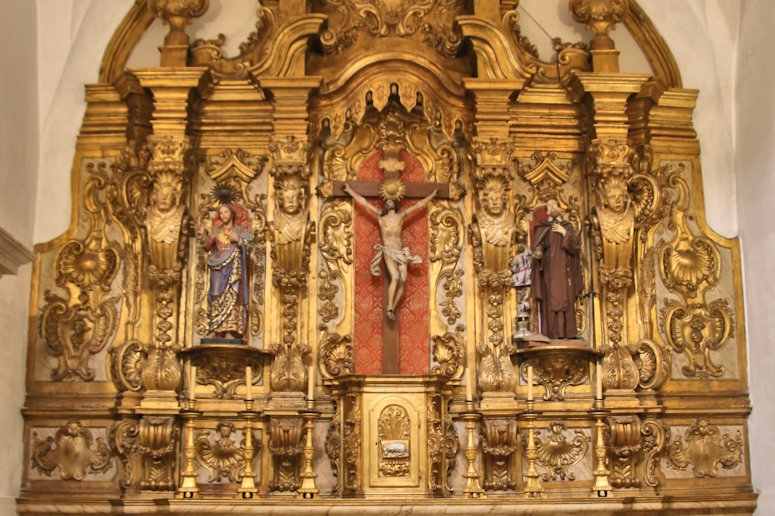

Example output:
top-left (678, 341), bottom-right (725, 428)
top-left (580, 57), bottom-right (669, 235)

top-left (237, 404), bottom-right (260, 498)
top-left (178, 406), bottom-right (202, 499)
top-left (461, 411), bottom-right (485, 499)
top-left (297, 411), bottom-right (319, 499)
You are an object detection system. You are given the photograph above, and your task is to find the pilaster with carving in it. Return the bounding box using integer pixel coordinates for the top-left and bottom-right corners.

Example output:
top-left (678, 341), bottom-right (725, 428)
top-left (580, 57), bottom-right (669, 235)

top-left (426, 393), bottom-right (458, 494)
top-left (468, 139), bottom-right (518, 398)
top-left (267, 142), bottom-right (315, 396)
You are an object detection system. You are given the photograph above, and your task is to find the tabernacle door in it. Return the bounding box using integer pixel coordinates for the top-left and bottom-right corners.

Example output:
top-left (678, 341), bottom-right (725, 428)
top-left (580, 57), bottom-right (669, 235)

top-left (337, 375), bottom-right (450, 497)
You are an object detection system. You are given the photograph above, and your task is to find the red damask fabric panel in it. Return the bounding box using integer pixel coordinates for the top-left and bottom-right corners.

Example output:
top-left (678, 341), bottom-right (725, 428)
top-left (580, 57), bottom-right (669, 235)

top-left (352, 151), bottom-right (430, 375)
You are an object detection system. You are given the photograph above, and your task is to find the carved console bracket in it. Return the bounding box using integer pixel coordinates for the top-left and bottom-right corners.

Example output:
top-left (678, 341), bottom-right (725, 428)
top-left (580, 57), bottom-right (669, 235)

top-left (515, 344), bottom-right (597, 401)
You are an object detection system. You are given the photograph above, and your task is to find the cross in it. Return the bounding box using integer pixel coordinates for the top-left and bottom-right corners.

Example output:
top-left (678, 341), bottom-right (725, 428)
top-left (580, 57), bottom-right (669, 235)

top-left (333, 179), bottom-right (450, 374)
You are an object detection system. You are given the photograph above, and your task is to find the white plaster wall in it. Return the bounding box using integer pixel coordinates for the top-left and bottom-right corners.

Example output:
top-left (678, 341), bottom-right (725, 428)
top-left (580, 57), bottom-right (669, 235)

top-left (25, 0), bottom-right (770, 513)
top-left (736, 0), bottom-right (775, 512)
top-left (0, 1), bottom-right (38, 513)
top-left (646, 0), bottom-right (741, 239)
top-left (35, 0), bottom-right (134, 244)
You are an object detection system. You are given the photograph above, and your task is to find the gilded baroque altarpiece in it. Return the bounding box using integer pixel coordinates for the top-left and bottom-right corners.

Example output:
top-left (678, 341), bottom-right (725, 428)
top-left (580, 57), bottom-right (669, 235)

top-left (19, 0), bottom-right (755, 514)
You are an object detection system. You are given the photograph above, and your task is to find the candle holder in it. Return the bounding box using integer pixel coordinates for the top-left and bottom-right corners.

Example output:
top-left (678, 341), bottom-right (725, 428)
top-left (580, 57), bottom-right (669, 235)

top-left (461, 410), bottom-right (486, 499)
top-left (522, 409), bottom-right (544, 498)
top-left (589, 404), bottom-right (612, 497)
top-left (297, 410), bottom-right (320, 499)
top-left (178, 403), bottom-right (202, 499)
top-left (237, 402), bottom-right (261, 498)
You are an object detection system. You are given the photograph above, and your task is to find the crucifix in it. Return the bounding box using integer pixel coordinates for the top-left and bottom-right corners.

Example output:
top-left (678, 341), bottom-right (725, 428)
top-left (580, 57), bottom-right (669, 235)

top-left (333, 176), bottom-right (450, 374)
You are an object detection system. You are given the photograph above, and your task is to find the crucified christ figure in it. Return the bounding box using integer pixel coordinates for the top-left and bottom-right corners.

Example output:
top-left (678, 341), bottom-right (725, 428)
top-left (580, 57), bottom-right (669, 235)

top-left (344, 183), bottom-right (439, 320)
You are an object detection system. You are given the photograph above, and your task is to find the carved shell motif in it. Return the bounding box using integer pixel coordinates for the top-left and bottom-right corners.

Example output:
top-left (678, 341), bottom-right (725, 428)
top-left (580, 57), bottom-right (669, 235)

top-left (660, 236), bottom-right (720, 299)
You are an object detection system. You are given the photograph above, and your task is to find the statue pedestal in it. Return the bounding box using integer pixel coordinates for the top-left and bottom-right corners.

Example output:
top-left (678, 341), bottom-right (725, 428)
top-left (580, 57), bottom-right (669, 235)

top-left (514, 341), bottom-right (597, 402)
top-left (333, 375), bottom-right (451, 498)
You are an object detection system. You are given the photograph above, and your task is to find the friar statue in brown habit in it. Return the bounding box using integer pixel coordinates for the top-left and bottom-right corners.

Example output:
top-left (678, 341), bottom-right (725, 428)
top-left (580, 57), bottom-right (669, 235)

top-left (530, 199), bottom-right (583, 339)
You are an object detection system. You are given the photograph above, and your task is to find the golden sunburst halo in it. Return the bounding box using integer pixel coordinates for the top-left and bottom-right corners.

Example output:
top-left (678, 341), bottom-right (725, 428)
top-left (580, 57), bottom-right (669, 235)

top-left (379, 177), bottom-right (406, 202)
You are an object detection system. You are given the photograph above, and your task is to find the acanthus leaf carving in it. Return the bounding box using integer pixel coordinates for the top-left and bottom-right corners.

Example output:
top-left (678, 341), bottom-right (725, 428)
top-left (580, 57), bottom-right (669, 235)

top-left (431, 326), bottom-right (465, 378)
top-left (481, 417), bottom-right (518, 490)
top-left (607, 415), bottom-right (642, 487)
top-left (268, 417), bottom-right (304, 492)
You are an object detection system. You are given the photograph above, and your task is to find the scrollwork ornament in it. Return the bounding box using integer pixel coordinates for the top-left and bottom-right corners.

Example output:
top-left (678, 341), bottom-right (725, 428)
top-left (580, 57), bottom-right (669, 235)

top-left (41, 290), bottom-right (119, 382)
top-left (426, 395), bottom-right (457, 493)
top-left (319, 201), bottom-right (354, 266)
top-left (195, 422), bottom-right (247, 483)
top-left (318, 200), bottom-right (354, 325)
top-left (343, 393), bottom-right (362, 491)
top-left (521, 354), bottom-right (589, 401)
top-left (431, 326), bottom-right (465, 378)
top-left (319, 330), bottom-right (354, 379)
top-left (641, 417), bottom-right (667, 488)
top-left (190, 5), bottom-right (276, 79)
top-left (111, 418), bottom-right (142, 489)
top-left (661, 299), bottom-right (733, 379)
top-left (31, 421), bottom-right (112, 480)
top-left (531, 422), bottom-right (588, 482)
top-left (195, 352), bottom-right (263, 399)
top-left (325, 401), bottom-right (342, 491)
top-left (665, 418), bottom-right (743, 478)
